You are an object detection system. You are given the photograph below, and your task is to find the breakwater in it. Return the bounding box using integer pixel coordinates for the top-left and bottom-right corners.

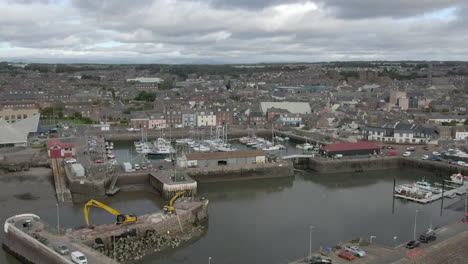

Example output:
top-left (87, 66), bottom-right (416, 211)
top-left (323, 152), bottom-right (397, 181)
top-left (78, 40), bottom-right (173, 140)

top-left (3, 199), bottom-right (209, 264)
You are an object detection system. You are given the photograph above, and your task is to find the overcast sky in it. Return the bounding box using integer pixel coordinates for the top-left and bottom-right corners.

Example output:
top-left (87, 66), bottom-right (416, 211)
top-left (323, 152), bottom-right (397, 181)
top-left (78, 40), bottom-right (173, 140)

top-left (1, 0), bottom-right (467, 64)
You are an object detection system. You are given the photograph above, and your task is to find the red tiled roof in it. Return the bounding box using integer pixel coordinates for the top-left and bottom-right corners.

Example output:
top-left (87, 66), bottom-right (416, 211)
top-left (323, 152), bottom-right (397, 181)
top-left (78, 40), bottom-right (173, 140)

top-left (320, 142), bottom-right (379, 152)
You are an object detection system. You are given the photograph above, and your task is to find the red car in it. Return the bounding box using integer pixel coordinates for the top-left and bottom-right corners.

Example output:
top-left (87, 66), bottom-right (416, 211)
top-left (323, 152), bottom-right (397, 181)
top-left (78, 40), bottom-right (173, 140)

top-left (338, 251), bottom-right (356, 261)
top-left (95, 159), bottom-right (104, 164)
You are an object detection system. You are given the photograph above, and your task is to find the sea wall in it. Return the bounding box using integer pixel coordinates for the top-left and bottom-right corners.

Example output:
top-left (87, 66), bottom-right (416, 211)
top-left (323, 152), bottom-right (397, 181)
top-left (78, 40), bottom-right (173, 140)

top-left (307, 157), bottom-right (401, 173)
top-left (185, 160), bottom-right (294, 183)
top-left (3, 218), bottom-right (68, 264)
top-left (399, 159), bottom-right (468, 175)
top-left (306, 157), bottom-right (468, 175)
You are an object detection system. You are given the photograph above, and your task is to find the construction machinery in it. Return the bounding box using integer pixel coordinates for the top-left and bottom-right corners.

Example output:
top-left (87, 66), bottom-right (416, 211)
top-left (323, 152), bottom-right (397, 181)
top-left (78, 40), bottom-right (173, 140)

top-left (163, 191), bottom-right (186, 214)
top-left (83, 199), bottom-right (137, 227)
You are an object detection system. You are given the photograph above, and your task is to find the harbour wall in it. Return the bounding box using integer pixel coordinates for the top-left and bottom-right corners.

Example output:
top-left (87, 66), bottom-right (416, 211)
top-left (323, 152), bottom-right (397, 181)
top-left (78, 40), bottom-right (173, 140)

top-left (307, 157), bottom-right (401, 173)
top-left (185, 160), bottom-right (294, 183)
top-left (3, 215), bottom-right (71, 264)
top-left (304, 157), bottom-right (468, 175)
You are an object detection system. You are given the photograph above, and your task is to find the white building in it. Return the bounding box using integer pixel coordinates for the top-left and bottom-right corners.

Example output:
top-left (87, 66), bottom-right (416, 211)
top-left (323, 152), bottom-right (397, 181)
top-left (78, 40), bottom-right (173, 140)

top-left (197, 111), bottom-right (216, 127)
top-left (453, 126), bottom-right (468, 140)
top-left (360, 122), bottom-right (436, 144)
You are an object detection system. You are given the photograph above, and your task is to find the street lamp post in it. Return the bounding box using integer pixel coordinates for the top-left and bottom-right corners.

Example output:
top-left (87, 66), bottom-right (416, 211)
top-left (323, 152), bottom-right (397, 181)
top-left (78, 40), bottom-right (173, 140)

top-left (56, 203), bottom-right (60, 235)
top-left (309, 226), bottom-right (315, 260)
top-left (208, 256), bottom-right (212, 264)
top-left (393, 236), bottom-right (398, 247)
top-left (370, 235), bottom-right (376, 243)
top-left (414, 210), bottom-right (419, 240)
top-left (113, 235), bottom-right (116, 263)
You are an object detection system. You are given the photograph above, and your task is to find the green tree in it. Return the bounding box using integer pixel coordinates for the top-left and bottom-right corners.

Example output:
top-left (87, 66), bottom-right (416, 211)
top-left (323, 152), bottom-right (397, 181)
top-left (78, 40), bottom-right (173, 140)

top-left (73, 112), bottom-right (82, 119)
top-left (159, 79), bottom-right (174, 90)
top-left (134, 91), bottom-right (157, 102)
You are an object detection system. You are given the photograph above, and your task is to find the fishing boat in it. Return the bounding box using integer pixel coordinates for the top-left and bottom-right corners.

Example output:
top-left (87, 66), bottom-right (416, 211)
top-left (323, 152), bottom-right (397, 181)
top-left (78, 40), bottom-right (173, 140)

top-left (414, 180), bottom-right (442, 194)
top-left (395, 184), bottom-right (433, 199)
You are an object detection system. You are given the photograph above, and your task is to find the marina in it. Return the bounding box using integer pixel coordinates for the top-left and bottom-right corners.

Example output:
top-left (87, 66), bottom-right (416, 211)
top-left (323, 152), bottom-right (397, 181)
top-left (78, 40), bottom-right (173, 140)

top-left (394, 174), bottom-right (468, 204)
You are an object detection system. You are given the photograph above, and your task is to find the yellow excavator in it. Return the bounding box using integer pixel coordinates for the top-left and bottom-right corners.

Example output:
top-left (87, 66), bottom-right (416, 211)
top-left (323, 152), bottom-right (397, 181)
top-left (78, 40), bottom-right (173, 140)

top-left (84, 199), bottom-right (137, 227)
top-left (163, 191), bottom-right (186, 214)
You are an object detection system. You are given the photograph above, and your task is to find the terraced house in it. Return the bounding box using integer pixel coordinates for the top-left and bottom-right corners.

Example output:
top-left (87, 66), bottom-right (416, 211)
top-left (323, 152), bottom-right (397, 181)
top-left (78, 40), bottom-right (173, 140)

top-left (360, 122), bottom-right (436, 144)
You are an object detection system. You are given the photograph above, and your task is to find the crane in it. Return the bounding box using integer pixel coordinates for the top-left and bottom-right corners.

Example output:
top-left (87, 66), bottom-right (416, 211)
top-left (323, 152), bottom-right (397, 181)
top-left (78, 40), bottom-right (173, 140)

top-left (163, 191), bottom-right (186, 214)
top-left (83, 199), bottom-right (137, 227)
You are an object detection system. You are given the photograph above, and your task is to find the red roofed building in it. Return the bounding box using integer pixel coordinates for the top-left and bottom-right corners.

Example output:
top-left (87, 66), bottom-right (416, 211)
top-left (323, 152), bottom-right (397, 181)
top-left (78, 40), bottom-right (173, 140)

top-left (320, 142), bottom-right (380, 157)
top-left (47, 139), bottom-right (76, 159)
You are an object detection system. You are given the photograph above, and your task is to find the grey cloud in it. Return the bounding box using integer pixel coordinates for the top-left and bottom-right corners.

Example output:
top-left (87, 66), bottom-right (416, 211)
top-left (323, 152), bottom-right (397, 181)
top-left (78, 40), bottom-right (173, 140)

top-left (320, 0), bottom-right (464, 19)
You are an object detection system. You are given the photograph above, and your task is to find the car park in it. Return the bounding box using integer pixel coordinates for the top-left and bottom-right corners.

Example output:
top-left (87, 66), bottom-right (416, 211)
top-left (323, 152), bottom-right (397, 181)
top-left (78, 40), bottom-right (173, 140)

top-left (338, 251), bottom-right (356, 261)
top-left (406, 240), bottom-right (420, 249)
top-left (308, 256), bottom-right (332, 264)
top-left (53, 243), bottom-right (69, 255)
top-left (421, 155), bottom-right (429, 160)
top-left (403, 152), bottom-right (411, 157)
top-left (345, 245), bottom-right (366, 257)
top-left (71, 251), bottom-right (87, 264)
top-left (419, 234), bottom-right (436, 243)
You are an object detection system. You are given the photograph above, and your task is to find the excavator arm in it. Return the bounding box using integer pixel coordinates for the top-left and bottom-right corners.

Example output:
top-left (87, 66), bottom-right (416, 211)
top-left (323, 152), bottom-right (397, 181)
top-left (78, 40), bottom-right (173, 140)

top-left (84, 199), bottom-right (137, 226)
top-left (163, 191), bottom-right (186, 213)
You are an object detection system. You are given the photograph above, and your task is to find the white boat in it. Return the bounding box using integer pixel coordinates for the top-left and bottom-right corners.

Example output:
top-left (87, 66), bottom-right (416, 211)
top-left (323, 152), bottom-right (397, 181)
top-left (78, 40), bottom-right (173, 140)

top-left (450, 173), bottom-right (466, 185)
top-left (263, 145), bottom-right (281, 151)
top-left (395, 184), bottom-right (433, 199)
top-left (297, 143), bottom-right (313, 150)
top-left (107, 153), bottom-right (115, 159)
top-left (415, 180), bottom-right (442, 194)
top-left (444, 192), bottom-right (457, 199)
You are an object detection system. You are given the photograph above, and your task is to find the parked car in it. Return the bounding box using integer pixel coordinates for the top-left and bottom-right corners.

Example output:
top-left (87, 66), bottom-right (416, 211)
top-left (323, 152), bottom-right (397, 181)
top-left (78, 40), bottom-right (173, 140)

top-left (387, 146), bottom-right (395, 149)
top-left (457, 161), bottom-right (467, 167)
top-left (407, 147), bottom-right (416, 151)
top-left (308, 256), bottom-right (332, 264)
top-left (345, 245), bottom-right (366, 257)
top-left (419, 234), bottom-right (436, 243)
top-left (134, 164), bottom-right (141, 170)
top-left (431, 156), bottom-right (442, 161)
top-left (53, 243), bottom-right (69, 255)
top-left (403, 152), bottom-right (411, 157)
top-left (421, 155), bottom-right (429, 160)
top-left (71, 251), bottom-right (87, 264)
top-left (334, 154), bottom-right (343, 159)
top-left (141, 165), bottom-right (148, 170)
top-left (423, 146), bottom-right (429, 150)
top-left (406, 240), bottom-right (420, 249)
top-left (387, 151), bottom-right (398, 156)
top-left (432, 151), bottom-right (441, 156)
top-left (65, 158), bottom-right (77, 164)
top-left (338, 251), bottom-right (356, 261)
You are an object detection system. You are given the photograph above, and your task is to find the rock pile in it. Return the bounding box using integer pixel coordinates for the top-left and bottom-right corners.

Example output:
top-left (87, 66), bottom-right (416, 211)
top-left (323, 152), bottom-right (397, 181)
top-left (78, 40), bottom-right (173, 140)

top-left (94, 231), bottom-right (183, 262)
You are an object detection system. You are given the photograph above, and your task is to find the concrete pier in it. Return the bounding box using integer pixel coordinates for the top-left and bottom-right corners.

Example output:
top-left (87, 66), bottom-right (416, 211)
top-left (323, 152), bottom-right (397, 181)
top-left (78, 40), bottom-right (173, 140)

top-left (3, 199), bottom-right (208, 264)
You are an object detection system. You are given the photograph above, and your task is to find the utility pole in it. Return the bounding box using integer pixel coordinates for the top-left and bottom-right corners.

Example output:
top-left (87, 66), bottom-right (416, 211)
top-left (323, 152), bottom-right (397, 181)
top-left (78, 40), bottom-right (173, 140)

top-left (56, 203), bottom-right (60, 235)
top-left (309, 226), bottom-right (315, 260)
top-left (414, 210), bottom-right (419, 240)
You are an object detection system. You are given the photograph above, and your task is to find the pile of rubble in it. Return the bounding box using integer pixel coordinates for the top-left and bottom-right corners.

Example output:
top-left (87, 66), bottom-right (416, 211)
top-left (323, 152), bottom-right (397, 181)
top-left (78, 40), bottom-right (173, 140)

top-left (93, 231), bottom-right (183, 262)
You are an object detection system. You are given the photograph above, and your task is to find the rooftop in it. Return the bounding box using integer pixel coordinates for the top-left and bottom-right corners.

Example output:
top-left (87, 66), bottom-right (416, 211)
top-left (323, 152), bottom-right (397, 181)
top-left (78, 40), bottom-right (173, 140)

top-left (185, 150), bottom-right (265, 160)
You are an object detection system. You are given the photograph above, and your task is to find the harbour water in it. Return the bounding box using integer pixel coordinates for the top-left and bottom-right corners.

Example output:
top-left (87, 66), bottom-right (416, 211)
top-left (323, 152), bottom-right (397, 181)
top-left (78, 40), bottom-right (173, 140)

top-left (1, 164), bottom-right (465, 264)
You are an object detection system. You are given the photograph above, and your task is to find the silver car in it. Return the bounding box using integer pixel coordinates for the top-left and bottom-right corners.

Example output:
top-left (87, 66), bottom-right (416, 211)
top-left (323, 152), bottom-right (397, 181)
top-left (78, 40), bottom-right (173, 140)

top-left (345, 245), bottom-right (366, 257)
top-left (53, 243), bottom-right (70, 255)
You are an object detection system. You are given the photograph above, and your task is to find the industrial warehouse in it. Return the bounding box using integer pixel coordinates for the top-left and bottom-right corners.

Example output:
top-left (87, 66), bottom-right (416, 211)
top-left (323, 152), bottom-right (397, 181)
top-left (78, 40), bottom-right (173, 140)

top-left (178, 150), bottom-right (266, 168)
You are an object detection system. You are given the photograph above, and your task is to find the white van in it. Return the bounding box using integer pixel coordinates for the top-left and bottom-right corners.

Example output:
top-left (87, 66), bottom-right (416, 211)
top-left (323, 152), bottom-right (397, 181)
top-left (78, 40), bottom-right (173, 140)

top-left (71, 251), bottom-right (87, 264)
